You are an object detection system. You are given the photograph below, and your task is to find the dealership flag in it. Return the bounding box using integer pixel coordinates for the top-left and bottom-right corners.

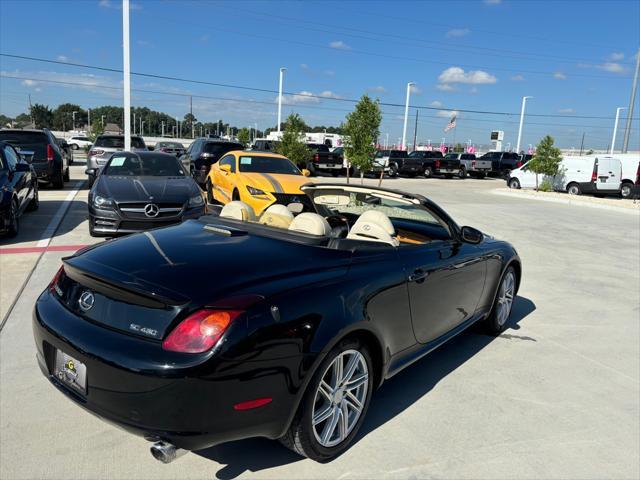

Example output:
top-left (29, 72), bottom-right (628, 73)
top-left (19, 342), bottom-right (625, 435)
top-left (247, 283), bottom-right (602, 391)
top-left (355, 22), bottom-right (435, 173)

top-left (444, 114), bottom-right (457, 132)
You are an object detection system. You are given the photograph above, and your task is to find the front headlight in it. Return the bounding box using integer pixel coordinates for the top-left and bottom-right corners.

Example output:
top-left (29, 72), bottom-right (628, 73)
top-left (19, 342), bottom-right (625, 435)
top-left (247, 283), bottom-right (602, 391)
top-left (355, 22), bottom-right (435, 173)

top-left (246, 185), bottom-right (267, 196)
top-left (188, 194), bottom-right (204, 207)
top-left (93, 195), bottom-right (113, 208)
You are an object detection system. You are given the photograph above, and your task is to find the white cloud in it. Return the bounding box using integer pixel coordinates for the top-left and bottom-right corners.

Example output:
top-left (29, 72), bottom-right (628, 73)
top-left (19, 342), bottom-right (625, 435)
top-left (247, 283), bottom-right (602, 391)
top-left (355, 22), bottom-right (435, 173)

top-left (57, 55), bottom-right (69, 62)
top-left (436, 83), bottom-right (456, 92)
top-left (553, 72), bottom-right (567, 80)
top-left (578, 62), bottom-right (627, 74)
top-left (430, 100), bottom-right (443, 107)
top-left (21, 79), bottom-right (39, 87)
top-left (324, 69), bottom-right (335, 76)
top-left (300, 63), bottom-right (309, 70)
top-left (438, 67), bottom-right (497, 86)
top-left (446, 28), bottom-right (470, 38)
top-left (409, 84), bottom-right (422, 94)
top-left (329, 40), bottom-right (351, 50)
top-left (319, 90), bottom-right (341, 99)
top-left (510, 74), bottom-right (525, 81)
top-left (558, 108), bottom-right (575, 113)
top-left (436, 110), bottom-right (458, 118)
top-left (368, 86), bottom-right (386, 93)
top-left (98, 0), bottom-right (112, 7)
top-left (280, 91), bottom-right (320, 104)
top-left (484, 0), bottom-right (502, 4)
top-left (470, 87), bottom-right (478, 94)
top-left (609, 52), bottom-right (624, 61)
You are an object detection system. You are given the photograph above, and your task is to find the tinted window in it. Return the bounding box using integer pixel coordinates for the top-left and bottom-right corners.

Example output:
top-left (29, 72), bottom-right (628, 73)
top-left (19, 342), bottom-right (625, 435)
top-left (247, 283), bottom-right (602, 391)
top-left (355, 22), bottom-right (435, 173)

top-left (3, 145), bottom-right (19, 169)
top-left (204, 142), bottom-right (242, 155)
top-left (503, 153), bottom-right (520, 160)
top-left (238, 156), bottom-right (300, 174)
top-left (445, 153), bottom-right (458, 159)
top-left (94, 136), bottom-right (146, 149)
top-left (104, 154), bottom-right (185, 176)
top-left (219, 155), bottom-right (236, 173)
top-left (375, 150), bottom-right (390, 158)
top-left (389, 150), bottom-right (408, 157)
top-left (461, 154), bottom-right (475, 160)
top-left (0, 131), bottom-right (49, 158)
top-left (307, 144), bottom-right (329, 153)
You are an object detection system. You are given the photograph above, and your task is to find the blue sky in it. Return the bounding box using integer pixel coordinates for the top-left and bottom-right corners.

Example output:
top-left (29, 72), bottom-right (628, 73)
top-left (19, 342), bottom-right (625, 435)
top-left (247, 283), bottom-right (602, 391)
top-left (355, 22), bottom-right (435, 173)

top-left (1, 0), bottom-right (639, 150)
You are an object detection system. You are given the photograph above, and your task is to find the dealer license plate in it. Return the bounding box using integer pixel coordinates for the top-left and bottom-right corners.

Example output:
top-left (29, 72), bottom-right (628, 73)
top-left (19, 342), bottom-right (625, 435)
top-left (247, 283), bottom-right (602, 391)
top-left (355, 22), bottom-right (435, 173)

top-left (54, 350), bottom-right (87, 394)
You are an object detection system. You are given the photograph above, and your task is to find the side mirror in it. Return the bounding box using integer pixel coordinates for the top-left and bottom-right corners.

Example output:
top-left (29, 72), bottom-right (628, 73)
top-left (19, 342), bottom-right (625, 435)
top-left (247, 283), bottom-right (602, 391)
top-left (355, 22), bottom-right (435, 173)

top-left (461, 226), bottom-right (483, 244)
top-left (220, 164), bottom-right (231, 173)
top-left (85, 168), bottom-right (97, 176)
top-left (302, 169), bottom-right (311, 177)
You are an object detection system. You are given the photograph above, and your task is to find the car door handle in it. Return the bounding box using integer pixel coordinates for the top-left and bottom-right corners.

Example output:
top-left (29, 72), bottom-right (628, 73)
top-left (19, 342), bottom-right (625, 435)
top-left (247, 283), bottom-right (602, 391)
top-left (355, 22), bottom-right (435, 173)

top-left (408, 268), bottom-right (429, 283)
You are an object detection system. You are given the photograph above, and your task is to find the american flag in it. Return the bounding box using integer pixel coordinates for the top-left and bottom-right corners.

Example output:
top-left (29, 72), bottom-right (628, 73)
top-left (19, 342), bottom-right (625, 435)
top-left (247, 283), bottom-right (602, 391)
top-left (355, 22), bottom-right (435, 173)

top-left (444, 114), bottom-right (457, 132)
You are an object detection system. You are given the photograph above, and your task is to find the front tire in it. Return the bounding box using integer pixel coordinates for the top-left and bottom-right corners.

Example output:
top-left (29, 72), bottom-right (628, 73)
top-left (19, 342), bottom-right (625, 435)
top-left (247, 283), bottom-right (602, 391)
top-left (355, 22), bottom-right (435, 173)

top-left (388, 163), bottom-right (398, 178)
top-left (508, 178), bottom-right (521, 189)
top-left (206, 180), bottom-right (217, 204)
top-left (232, 189), bottom-right (241, 201)
top-left (5, 199), bottom-right (19, 237)
top-left (26, 183), bottom-right (39, 211)
top-left (423, 166), bottom-right (433, 178)
top-left (280, 338), bottom-right (373, 462)
top-left (458, 167), bottom-right (466, 179)
top-left (484, 266), bottom-right (516, 335)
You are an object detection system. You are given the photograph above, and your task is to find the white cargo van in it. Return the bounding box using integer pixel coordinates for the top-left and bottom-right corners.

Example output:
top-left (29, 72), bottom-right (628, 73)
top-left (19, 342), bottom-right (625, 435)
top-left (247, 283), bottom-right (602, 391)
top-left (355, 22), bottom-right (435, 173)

top-left (508, 155), bottom-right (622, 196)
top-left (614, 153), bottom-right (640, 199)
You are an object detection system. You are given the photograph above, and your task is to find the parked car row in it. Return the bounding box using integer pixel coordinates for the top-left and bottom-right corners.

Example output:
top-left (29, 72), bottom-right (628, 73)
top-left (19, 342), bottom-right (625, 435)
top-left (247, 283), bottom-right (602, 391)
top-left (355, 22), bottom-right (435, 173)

top-left (507, 154), bottom-right (640, 199)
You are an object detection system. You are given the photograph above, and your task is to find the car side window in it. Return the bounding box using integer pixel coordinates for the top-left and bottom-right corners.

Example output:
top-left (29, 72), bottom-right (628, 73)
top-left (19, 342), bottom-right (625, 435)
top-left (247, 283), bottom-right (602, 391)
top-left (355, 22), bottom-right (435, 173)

top-left (190, 140), bottom-right (201, 158)
top-left (3, 145), bottom-right (19, 170)
top-left (219, 155), bottom-right (236, 172)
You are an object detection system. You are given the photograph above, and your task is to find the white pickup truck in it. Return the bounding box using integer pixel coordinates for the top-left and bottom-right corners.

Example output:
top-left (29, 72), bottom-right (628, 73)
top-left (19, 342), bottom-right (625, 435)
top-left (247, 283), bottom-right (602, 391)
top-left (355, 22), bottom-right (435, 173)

top-left (444, 153), bottom-right (491, 178)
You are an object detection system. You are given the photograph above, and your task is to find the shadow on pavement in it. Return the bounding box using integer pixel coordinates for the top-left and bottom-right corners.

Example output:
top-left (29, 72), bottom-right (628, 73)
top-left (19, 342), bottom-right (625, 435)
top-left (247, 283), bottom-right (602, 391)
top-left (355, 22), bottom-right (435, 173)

top-left (195, 296), bottom-right (536, 479)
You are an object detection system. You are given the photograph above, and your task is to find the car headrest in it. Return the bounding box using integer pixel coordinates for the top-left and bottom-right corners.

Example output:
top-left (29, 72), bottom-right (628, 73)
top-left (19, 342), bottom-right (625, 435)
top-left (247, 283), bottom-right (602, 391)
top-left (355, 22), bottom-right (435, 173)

top-left (289, 213), bottom-right (331, 236)
top-left (259, 203), bottom-right (294, 229)
top-left (346, 210), bottom-right (399, 247)
top-left (219, 201), bottom-right (256, 222)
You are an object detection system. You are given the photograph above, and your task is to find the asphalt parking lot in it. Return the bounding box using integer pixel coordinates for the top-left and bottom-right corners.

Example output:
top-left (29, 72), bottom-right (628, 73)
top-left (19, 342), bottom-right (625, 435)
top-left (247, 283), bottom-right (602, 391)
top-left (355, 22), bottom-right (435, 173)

top-left (1, 163), bottom-right (638, 479)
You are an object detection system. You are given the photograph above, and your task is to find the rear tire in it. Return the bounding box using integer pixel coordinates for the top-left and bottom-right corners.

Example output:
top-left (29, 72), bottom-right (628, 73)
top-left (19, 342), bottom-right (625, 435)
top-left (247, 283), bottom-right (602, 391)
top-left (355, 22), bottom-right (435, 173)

top-left (26, 183), bottom-right (39, 211)
top-left (423, 166), bottom-right (433, 178)
top-left (621, 182), bottom-right (633, 199)
top-left (388, 163), bottom-right (398, 178)
top-left (484, 266), bottom-right (516, 335)
top-left (52, 169), bottom-right (64, 189)
top-left (5, 199), bottom-right (19, 237)
top-left (567, 183), bottom-right (581, 195)
top-left (457, 167), bottom-right (466, 179)
top-left (71, 144), bottom-right (79, 150)
top-left (280, 338), bottom-right (374, 462)
top-left (206, 180), bottom-right (217, 204)
top-left (232, 189), bottom-right (241, 201)
top-left (63, 166), bottom-right (70, 182)
top-left (477, 172), bottom-right (486, 179)
top-left (508, 178), bottom-right (521, 189)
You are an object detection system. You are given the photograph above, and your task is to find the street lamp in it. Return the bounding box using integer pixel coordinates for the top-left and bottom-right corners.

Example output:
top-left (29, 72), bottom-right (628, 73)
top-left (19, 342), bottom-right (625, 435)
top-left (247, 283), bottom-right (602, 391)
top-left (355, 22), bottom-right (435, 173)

top-left (610, 107), bottom-right (626, 154)
top-left (101, 115), bottom-right (105, 127)
top-left (72, 111), bottom-right (78, 132)
top-left (515, 96), bottom-right (532, 154)
top-left (401, 82), bottom-right (415, 151)
top-left (277, 67), bottom-right (286, 132)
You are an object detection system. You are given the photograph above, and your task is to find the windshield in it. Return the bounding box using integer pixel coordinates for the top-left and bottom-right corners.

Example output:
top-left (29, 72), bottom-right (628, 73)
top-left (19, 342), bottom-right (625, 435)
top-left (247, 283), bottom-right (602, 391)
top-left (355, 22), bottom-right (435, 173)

top-left (375, 151), bottom-right (389, 158)
top-left (204, 142), bottom-right (242, 154)
top-left (307, 144), bottom-right (329, 153)
top-left (238, 155), bottom-right (300, 174)
top-left (445, 153), bottom-right (458, 159)
top-left (95, 136), bottom-right (146, 149)
top-left (104, 154), bottom-right (185, 176)
top-left (157, 142), bottom-right (183, 149)
top-left (0, 131), bottom-right (48, 158)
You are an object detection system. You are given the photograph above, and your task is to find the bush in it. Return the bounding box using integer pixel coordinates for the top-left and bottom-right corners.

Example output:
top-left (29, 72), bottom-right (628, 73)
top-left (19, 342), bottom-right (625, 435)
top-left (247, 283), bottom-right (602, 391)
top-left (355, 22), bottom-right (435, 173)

top-left (539, 179), bottom-right (554, 192)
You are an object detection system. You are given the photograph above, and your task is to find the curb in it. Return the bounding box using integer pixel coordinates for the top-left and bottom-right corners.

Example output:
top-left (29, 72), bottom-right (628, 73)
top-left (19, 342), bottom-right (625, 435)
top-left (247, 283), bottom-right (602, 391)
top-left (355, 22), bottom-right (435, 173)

top-left (491, 188), bottom-right (640, 215)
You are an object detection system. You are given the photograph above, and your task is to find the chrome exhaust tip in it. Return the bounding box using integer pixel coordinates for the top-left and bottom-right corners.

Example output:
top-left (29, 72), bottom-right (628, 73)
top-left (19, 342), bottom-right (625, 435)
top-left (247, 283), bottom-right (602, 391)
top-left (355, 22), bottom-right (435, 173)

top-left (150, 441), bottom-right (187, 464)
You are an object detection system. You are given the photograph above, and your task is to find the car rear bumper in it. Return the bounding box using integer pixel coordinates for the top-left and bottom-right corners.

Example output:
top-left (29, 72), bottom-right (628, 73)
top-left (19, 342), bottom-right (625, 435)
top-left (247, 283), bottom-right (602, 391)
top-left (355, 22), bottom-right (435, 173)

top-left (88, 205), bottom-right (205, 235)
top-left (32, 162), bottom-right (58, 182)
top-left (32, 290), bottom-right (297, 451)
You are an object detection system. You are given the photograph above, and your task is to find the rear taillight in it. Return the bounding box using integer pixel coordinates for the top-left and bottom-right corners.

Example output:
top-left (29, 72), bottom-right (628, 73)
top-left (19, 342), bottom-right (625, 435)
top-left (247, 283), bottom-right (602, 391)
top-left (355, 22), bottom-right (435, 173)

top-left (162, 309), bottom-right (242, 353)
top-left (591, 160), bottom-right (598, 182)
top-left (49, 265), bottom-right (64, 294)
top-left (313, 153), bottom-right (320, 162)
top-left (435, 160), bottom-right (441, 168)
top-left (516, 161), bottom-right (523, 168)
top-left (471, 160), bottom-right (476, 168)
top-left (635, 163), bottom-right (640, 185)
top-left (88, 149), bottom-right (104, 157)
top-left (46, 144), bottom-right (54, 162)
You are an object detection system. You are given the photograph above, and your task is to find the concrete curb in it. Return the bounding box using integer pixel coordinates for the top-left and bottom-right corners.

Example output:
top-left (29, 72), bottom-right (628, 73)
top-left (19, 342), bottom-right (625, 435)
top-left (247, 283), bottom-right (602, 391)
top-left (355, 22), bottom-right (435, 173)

top-left (491, 188), bottom-right (640, 215)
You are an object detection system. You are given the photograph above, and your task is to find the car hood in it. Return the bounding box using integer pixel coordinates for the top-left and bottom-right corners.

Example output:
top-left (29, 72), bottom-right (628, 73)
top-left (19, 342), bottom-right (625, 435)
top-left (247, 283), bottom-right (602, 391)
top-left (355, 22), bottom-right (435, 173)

top-left (96, 175), bottom-right (200, 203)
top-left (64, 219), bottom-right (351, 307)
top-left (238, 172), bottom-right (307, 194)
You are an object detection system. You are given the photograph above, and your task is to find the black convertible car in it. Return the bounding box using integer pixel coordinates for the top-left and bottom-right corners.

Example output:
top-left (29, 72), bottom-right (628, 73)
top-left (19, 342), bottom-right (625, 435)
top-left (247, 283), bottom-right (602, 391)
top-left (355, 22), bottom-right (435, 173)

top-left (86, 151), bottom-right (206, 236)
top-left (33, 183), bottom-right (521, 463)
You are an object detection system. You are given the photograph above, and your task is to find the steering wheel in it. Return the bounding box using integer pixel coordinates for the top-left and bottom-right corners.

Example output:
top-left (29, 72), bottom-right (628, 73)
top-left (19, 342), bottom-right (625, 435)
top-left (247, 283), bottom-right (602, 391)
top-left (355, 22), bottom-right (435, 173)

top-left (325, 215), bottom-right (350, 238)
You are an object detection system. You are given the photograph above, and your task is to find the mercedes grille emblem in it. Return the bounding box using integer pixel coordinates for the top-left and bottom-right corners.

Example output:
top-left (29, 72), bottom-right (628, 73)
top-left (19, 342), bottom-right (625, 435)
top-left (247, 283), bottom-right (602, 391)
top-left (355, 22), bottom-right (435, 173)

top-left (144, 203), bottom-right (159, 218)
top-left (78, 291), bottom-right (95, 312)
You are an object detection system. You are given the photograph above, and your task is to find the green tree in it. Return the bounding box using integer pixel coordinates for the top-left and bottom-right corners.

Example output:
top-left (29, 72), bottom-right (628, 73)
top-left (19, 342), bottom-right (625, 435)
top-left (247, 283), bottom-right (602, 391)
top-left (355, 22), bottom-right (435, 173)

top-left (527, 135), bottom-right (563, 191)
top-left (53, 103), bottom-right (86, 131)
top-left (14, 113), bottom-right (31, 126)
top-left (276, 113), bottom-right (310, 169)
top-left (0, 114), bottom-right (13, 127)
top-left (343, 94), bottom-right (382, 185)
top-left (30, 104), bottom-right (53, 128)
top-left (237, 127), bottom-right (251, 147)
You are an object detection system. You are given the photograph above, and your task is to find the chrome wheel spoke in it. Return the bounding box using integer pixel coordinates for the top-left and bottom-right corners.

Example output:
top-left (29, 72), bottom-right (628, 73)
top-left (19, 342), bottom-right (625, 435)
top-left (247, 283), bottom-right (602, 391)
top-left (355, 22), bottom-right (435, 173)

top-left (342, 353), bottom-right (360, 385)
top-left (345, 373), bottom-right (368, 391)
top-left (318, 380), bottom-right (333, 401)
top-left (338, 403), bottom-right (349, 441)
top-left (332, 357), bottom-right (343, 387)
top-left (320, 407), bottom-right (340, 445)
top-left (345, 391), bottom-right (363, 412)
top-left (313, 404), bottom-right (333, 426)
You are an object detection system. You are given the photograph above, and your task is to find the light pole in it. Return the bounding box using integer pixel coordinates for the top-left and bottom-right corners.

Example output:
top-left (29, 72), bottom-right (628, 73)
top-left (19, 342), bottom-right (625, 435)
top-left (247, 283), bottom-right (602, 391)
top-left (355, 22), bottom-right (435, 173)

top-left (133, 112), bottom-right (136, 135)
top-left (101, 115), bottom-right (105, 128)
top-left (161, 121), bottom-right (165, 137)
top-left (141, 120), bottom-right (145, 136)
top-left (385, 133), bottom-right (389, 149)
top-left (122, 0), bottom-right (131, 151)
top-left (516, 96), bottom-right (532, 154)
top-left (87, 108), bottom-right (91, 133)
top-left (401, 82), bottom-right (415, 151)
top-left (72, 111), bottom-right (77, 132)
top-left (622, 48), bottom-right (640, 153)
top-left (277, 67), bottom-right (286, 132)
top-left (610, 107), bottom-right (626, 154)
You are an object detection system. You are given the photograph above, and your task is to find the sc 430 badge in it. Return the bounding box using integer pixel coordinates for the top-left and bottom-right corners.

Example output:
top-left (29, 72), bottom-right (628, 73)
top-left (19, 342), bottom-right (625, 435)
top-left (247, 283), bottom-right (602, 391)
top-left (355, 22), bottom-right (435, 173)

top-left (129, 323), bottom-right (159, 338)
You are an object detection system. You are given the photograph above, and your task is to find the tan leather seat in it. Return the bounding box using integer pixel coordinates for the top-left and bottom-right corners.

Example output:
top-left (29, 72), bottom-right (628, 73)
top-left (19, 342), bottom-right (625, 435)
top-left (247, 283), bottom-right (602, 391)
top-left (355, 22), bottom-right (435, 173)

top-left (346, 210), bottom-right (399, 246)
top-left (219, 201), bottom-right (256, 222)
top-left (259, 204), bottom-right (294, 229)
top-left (288, 213), bottom-right (331, 236)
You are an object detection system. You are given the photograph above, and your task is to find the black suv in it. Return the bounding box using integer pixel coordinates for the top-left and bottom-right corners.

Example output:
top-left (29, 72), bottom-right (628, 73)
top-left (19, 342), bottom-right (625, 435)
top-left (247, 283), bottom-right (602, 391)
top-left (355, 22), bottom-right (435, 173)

top-left (0, 129), bottom-right (69, 188)
top-left (180, 138), bottom-right (243, 186)
top-left (480, 151), bottom-right (523, 177)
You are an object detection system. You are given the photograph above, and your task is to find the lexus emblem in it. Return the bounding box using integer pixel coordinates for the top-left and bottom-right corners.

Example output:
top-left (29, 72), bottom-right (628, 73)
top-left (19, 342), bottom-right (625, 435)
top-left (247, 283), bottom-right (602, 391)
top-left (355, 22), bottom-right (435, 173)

top-left (78, 291), bottom-right (95, 312)
top-left (144, 203), bottom-right (159, 218)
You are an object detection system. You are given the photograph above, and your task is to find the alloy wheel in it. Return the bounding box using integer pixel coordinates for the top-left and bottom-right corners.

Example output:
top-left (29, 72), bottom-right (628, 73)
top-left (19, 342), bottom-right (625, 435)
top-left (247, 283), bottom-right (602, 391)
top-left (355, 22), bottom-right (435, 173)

top-left (621, 184), bottom-right (632, 199)
top-left (312, 349), bottom-right (369, 448)
top-left (496, 271), bottom-right (515, 326)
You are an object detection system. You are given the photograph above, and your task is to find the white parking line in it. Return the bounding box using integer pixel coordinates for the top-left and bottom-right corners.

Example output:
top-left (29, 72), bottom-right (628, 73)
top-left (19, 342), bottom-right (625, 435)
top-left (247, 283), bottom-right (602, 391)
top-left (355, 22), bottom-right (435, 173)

top-left (36, 181), bottom-right (85, 248)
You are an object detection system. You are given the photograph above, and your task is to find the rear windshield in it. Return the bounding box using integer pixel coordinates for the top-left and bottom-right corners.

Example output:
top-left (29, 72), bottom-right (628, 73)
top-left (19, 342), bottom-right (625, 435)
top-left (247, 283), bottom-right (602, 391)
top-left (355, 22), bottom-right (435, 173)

top-left (95, 136), bottom-right (146, 149)
top-left (375, 150), bottom-right (390, 158)
top-left (390, 150), bottom-right (408, 157)
top-left (204, 142), bottom-right (242, 154)
top-left (0, 131), bottom-right (49, 157)
top-left (445, 153), bottom-right (459, 159)
top-left (307, 144), bottom-right (330, 153)
top-left (238, 156), bottom-right (300, 175)
top-left (157, 142), bottom-right (183, 149)
top-left (104, 154), bottom-right (185, 176)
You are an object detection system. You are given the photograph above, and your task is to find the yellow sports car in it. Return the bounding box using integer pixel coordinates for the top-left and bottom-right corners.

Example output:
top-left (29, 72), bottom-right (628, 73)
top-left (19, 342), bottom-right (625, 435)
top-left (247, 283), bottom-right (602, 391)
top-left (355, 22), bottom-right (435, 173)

top-left (205, 151), bottom-right (311, 214)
